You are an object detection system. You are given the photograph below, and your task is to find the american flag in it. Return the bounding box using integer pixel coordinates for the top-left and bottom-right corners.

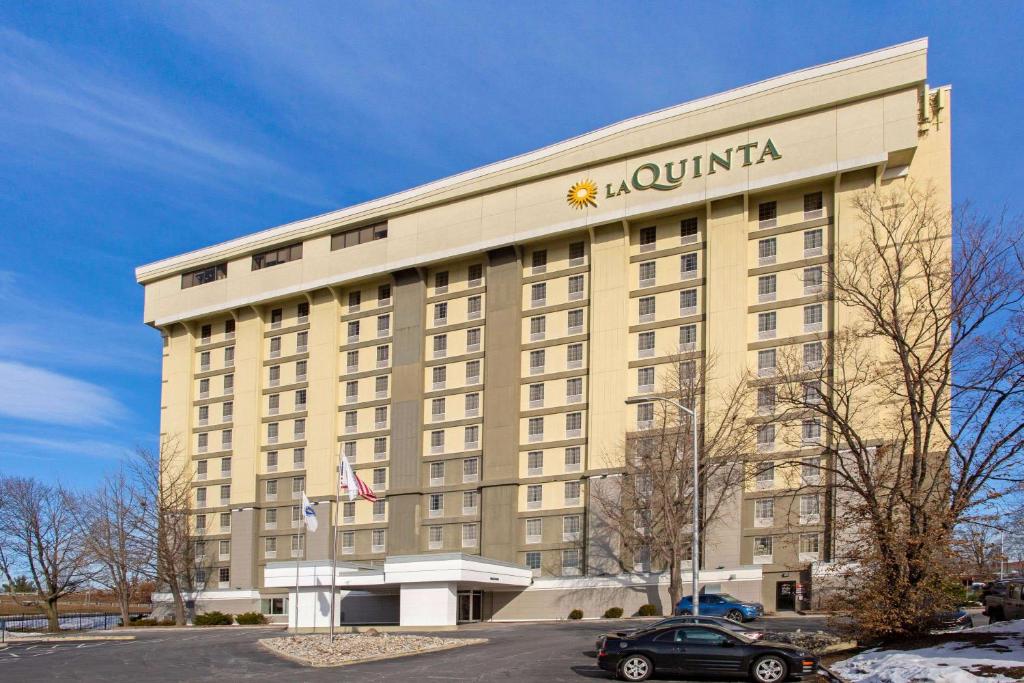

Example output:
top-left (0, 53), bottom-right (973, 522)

top-left (339, 452), bottom-right (378, 502)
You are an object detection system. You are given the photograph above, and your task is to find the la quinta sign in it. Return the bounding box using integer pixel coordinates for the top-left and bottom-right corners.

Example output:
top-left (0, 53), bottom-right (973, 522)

top-left (566, 138), bottom-right (782, 209)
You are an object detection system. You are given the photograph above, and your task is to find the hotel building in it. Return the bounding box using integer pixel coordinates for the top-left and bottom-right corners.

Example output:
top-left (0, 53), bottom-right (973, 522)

top-left (136, 39), bottom-right (950, 626)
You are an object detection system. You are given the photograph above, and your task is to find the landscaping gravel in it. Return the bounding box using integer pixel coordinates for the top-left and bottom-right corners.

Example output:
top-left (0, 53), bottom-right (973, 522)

top-left (261, 632), bottom-right (487, 666)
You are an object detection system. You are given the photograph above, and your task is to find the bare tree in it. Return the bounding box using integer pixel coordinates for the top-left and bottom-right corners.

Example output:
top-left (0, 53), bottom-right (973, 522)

top-left (79, 466), bottom-right (155, 626)
top-left (0, 476), bottom-right (95, 632)
top-left (770, 184), bottom-right (1024, 639)
top-left (593, 354), bottom-right (752, 611)
top-left (130, 439), bottom-right (197, 626)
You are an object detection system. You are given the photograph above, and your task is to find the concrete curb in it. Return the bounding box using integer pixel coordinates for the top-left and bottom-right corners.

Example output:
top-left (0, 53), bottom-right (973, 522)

top-left (258, 636), bottom-right (488, 668)
top-left (5, 634), bottom-right (136, 642)
top-left (116, 625), bottom-right (286, 633)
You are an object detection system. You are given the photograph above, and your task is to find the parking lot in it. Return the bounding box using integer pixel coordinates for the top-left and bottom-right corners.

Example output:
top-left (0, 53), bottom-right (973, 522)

top-left (0, 615), bottom-right (831, 682)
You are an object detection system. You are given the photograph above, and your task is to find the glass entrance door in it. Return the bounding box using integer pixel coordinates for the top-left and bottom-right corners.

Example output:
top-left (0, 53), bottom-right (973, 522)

top-left (457, 590), bottom-right (483, 622)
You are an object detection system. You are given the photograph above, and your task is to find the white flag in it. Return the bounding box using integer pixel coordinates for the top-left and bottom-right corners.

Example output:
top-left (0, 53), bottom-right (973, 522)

top-left (339, 452), bottom-right (360, 502)
top-left (301, 493), bottom-right (318, 533)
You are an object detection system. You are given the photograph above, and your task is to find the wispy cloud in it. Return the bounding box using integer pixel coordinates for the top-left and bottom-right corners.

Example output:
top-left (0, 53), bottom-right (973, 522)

top-left (0, 361), bottom-right (127, 427)
top-left (0, 433), bottom-right (132, 461)
top-left (0, 27), bottom-right (331, 207)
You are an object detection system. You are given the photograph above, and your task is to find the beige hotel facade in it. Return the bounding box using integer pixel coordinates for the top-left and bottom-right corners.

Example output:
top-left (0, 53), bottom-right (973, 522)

top-left (136, 39), bottom-right (950, 626)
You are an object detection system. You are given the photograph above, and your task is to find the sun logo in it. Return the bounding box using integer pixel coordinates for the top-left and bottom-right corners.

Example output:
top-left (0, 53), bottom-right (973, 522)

top-left (566, 179), bottom-right (598, 210)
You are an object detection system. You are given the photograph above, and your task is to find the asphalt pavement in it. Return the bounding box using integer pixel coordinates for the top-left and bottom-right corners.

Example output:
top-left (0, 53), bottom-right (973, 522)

top-left (0, 614), bottom-right (832, 682)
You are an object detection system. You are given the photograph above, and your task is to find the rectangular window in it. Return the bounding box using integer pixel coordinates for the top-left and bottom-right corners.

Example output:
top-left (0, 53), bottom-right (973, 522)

top-left (466, 360), bottom-right (481, 384)
top-left (804, 228), bottom-right (823, 257)
top-left (465, 392), bottom-right (480, 417)
top-left (569, 241), bottom-right (585, 265)
top-left (755, 498), bottom-right (774, 524)
top-left (374, 437), bottom-right (388, 460)
top-left (757, 348), bottom-right (776, 376)
top-left (804, 191), bottom-right (824, 219)
top-left (463, 457), bottom-right (479, 482)
top-left (371, 467), bottom-right (386, 488)
top-left (468, 263), bottom-right (483, 287)
top-left (567, 309), bottom-right (584, 334)
top-left (428, 493), bottom-right (444, 515)
top-left (529, 349), bottom-right (545, 374)
top-left (679, 323), bottom-right (697, 350)
top-left (800, 494), bottom-right (821, 518)
top-left (297, 302), bottom-right (309, 322)
top-left (565, 412), bottom-right (582, 438)
top-left (803, 341), bottom-right (824, 369)
top-left (639, 225), bottom-right (657, 249)
top-left (461, 523), bottom-right (478, 547)
top-left (756, 461), bottom-right (776, 486)
top-left (434, 302), bottom-right (448, 325)
top-left (292, 447), bottom-right (304, 469)
top-left (567, 274), bottom-right (584, 300)
top-left (431, 397), bottom-right (445, 421)
top-left (464, 425), bottom-right (479, 449)
top-left (680, 252), bottom-right (698, 276)
top-left (377, 284), bottom-right (391, 304)
top-left (757, 425), bottom-right (776, 452)
top-left (374, 406), bottom-right (388, 428)
top-left (567, 343), bottom-right (583, 368)
top-left (462, 490), bottom-right (477, 513)
top-left (564, 446), bottom-right (581, 471)
top-left (252, 243), bottom-right (302, 270)
top-left (467, 295), bottom-right (482, 319)
top-left (530, 316), bottom-right (546, 341)
top-left (181, 263), bottom-right (227, 289)
top-left (531, 283), bottom-right (546, 307)
top-left (638, 331), bottom-right (655, 357)
top-left (527, 450), bottom-right (543, 475)
top-left (371, 529), bottom-right (385, 552)
top-left (348, 291), bottom-right (361, 311)
top-left (330, 222), bottom-right (388, 250)
top-left (636, 402), bottom-right (654, 428)
top-left (224, 318), bottom-right (235, 337)
top-left (802, 457), bottom-right (821, 484)
top-left (758, 274), bottom-right (777, 302)
top-left (680, 217), bottom-right (698, 243)
top-left (531, 249), bottom-right (547, 273)
top-left (757, 386), bottom-right (776, 414)
top-left (377, 314), bottom-right (390, 337)
top-left (564, 480), bottom-right (581, 504)
top-left (525, 551), bottom-right (541, 570)
top-left (293, 418), bottom-right (305, 440)
top-left (266, 451), bottom-right (278, 471)
top-left (804, 266), bottom-right (824, 294)
top-left (679, 288), bottom-right (697, 315)
top-left (526, 517), bottom-right (543, 542)
top-left (753, 536), bottom-right (773, 560)
top-left (804, 304), bottom-right (824, 332)
top-left (638, 296), bottom-right (655, 322)
top-left (563, 515), bottom-right (581, 539)
top-left (432, 365), bottom-right (447, 390)
top-left (566, 377), bottom-right (583, 402)
top-left (466, 327), bottom-right (481, 352)
top-left (376, 345), bottom-right (389, 368)
top-left (758, 201), bottom-right (777, 228)
top-left (428, 526), bottom-right (443, 549)
top-left (638, 261), bottom-right (656, 287)
top-left (529, 383), bottom-right (544, 408)
top-left (341, 532), bottom-right (354, 553)
top-left (528, 417), bottom-right (544, 442)
top-left (758, 311), bottom-right (777, 339)
top-left (526, 485), bottom-right (543, 508)
top-left (802, 419), bottom-right (821, 443)
top-left (434, 271), bottom-right (449, 293)
top-left (430, 430), bottom-right (445, 453)
top-left (799, 533), bottom-right (820, 556)
top-left (433, 334), bottom-right (448, 358)
top-left (758, 237), bottom-right (777, 264)
top-left (561, 548), bottom-right (581, 575)
top-left (637, 367), bottom-right (654, 393)
top-left (296, 361), bottom-right (307, 381)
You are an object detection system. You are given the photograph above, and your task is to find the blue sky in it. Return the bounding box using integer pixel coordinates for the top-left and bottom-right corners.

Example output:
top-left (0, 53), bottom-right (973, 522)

top-left (0, 1), bottom-right (1021, 487)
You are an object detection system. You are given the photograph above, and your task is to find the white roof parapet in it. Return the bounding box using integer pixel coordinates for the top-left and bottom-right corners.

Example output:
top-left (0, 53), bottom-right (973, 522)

top-left (135, 38), bottom-right (927, 284)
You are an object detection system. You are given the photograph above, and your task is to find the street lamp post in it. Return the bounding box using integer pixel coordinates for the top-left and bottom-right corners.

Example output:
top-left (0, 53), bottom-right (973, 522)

top-left (626, 396), bottom-right (700, 615)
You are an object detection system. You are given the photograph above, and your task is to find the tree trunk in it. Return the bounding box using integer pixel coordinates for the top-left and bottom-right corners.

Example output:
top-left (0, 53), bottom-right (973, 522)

top-left (170, 584), bottom-right (187, 625)
top-left (667, 553), bottom-right (682, 614)
top-left (118, 591), bottom-right (131, 628)
top-left (43, 597), bottom-right (60, 633)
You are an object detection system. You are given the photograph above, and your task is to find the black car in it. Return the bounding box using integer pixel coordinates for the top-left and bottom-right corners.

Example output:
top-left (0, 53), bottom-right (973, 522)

top-left (596, 616), bottom-right (766, 652)
top-left (597, 624), bottom-right (819, 682)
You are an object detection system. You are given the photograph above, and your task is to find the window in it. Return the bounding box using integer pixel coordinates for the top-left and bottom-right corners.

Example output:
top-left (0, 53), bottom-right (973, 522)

top-left (220, 456), bottom-right (232, 474)
top-left (374, 437), bottom-right (388, 460)
top-left (566, 377), bottom-right (583, 402)
top-left (638, 261), bottom-right (656, 287)
top-left (252, 243), bottom-right (302, 270)
top-left (371, 467), bottom-right (386, 489)
top-left (803, 381), bottom-right (822, 405)
top-left (219, 512), bottom-right (230, 529)
top-left (344, 441), bottom-right (356, 459)
top-left (531, 249), bottom-right (547, 273)
top-left (344, 411), bottom-right (357, 432)
top-left (528, 417), bottom-right (544, 442)
top-left (224, 319), bottom-right (235, 338)
top-left (755, 461), bottom-right (775, 487)
top-left (565, 446), bottom-right (581, 472)
top-left (348, 290), bottom-right (361, 311)
top-left (293, 418), bottom-right (305, 440)
top-left (753, 536), bottom-right (773, 561)
top-left (804, 304), bottom-right (823, 332)
top-left (529, 349), bottom-right (545, 374)
top-left (526, 518), bottom-right (543, 543)
top-left (345, 350), bottom-right (359, 373)
top-left (680, 252), bottom-right (698, 276)
top-left (567, 309), bottom-right (584, 334)
top-left (755, 498), bottom-right (774, 526)
top-left (218, 567), bottom-right (230, 585)
top-left (565, 412), bottom-right (582, 438)
top-left (463, 457), bottom-right (479, 482)
top-left (802, 457), bottom-right (821, 484)
top-left (637, 367), bottom-right (654, 393)
top-left (297, 302), bottom-right (309, 323)
top-left (569, 241), bottom-right (585, 265)
top-left (525, 551), bottom-right (541, 570)
top-left (434, 302), bottom-right (448, 326)
top-left (758, 237), bottom-right (777, 264)
top-left (196, 513), bottom-right (207, 532)
top-left (636, 402), bottom-right (654, 429)
top-left (680, 288), bottom-right (697, 315)
top-left (200, 324), bottom-right (212, 344)
top-left (428, 493), bottom-right (444, 516)
top-left (462, 523), bottom-right (478, 547)
top-left (465, 392), bottom-right (480, 417)
top-left (374, 406), bottom-right (388, 429)
top-left (428, 458), bottom-right (444, 485)
top-left (376, 345), bottom-right (389, 369)
top-left (758, 274), bottom-right (777, 302)
top-left (294, 389), bottom-right (306, 410)
top-left (197, 432), bottom-right (209, 453)
top-left (434, 271), bottom-right (449, 293)
top-left (199, 378), bottom-right (210, 398)
top-left (462, 490), bottom-right (477, 514)
top-left (181, 263), bottom-right (227, 289)
top-left (377, 314), bottom-right (390, 337)
top-left (433, 334), bottom-right (448, 358)
top-left (561, 548), bottom-right (581, 575)
top-left (800, 494), bottom-right (821, 522)
top-left (266, 451), bottom-right (278, 472)
top-left (198, 405), bottom-right (210, 426)
top-left (530, 316), bottom-right (546, 341)
top-left (802, 419), bottom-right (822, 443)
top-left (466, 327), bottom-right (481, 352)
top-left (200, 351), bottom-right (211, 371)
top-left (680, 217), bottom-right (698, 243)
top-left (803, 341), bottom-right (824, 369)
top-left (638, 331), bottom-right (655, 357)
top-left (568, 274), bottom-right (584, 300)
top-left (528, 383), bottom-right (544, 408)
top-left (757, 424), bottom-right (776, 452)
top-left (564, 480), bottom-right (581, 505)
top-left (531, 283), bottom-right (546, 307)
top-left (468, 263), bottom-right (483, 287)
top-left (465, 360), bottom-right (481, 384)
top-left (432, 366), bottom-right (447, 390)
top-left (296, 361), bottom-right (307, 381)
top-left (639, 296), bottom-right (655, 322)
top-left (345, 380), bottom-right (358, 404)
top-left (292, 476), bottom-right (304, 496)
top-left (567, 343), bottom-right (583, 368)
top-left (347, 320), bottom-right (360, 342)
top-left (804, 229), bottom-right (823, 257)
top-left (679, 323), bottom-right (697, 350)
top-left (527, 451), bottom-right (544, 475)
top-left (219, 540), bottom-right (230, 559)
top-left (341, 532), bottom-right (354, 554)
top-left (371, 529), bottom-right (385, 553)
top-left (219, 484), bottom-right (230, 503)
top-left (261, 597), bottom-right (288, 616)
top-left (222, 374), bottom-right (234, 395)
top-left (428, 525), bottom-right (443, 549)
top-left (430, 430), bottom-right (445, 453)
top-left (639, 226), bottom-right (657, 250)
top-left (757, 348), bottom-right (777, 377)
top-left (464, 425), bottom-right (479, 449)
top-left (804, 191), bottom-right (824, 219)
top-left (265, 507), bottom-right (277, 526)
top-left (804, 266), bottom-right (823, 295)
top-left (758, 201), bottom-right (777, 228)
top-left (799, 533), bottom-right (821, 558)
top-left (757, 312), bottom-right (777, 339)
top-left (224, 346), bottom-right (235, 368)
top-left (467, 295), bottom-right (482, 319)
top-left (330, 222), bottom-right (388, 250)
top-left (563, 515), bottom-right (581, 540)
top-left (526, 485), bottom-right (543, 509)
top-left (431, 397), bottom-right (445, 422)
top-left (757, 386), bottom-right (776, 414)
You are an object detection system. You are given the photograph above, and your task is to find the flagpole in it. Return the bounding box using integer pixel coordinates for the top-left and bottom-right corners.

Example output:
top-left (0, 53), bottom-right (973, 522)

top-left (306, 510), bottom-right (313, 633)
top-left (293, 533), bottom-right (300, 633)
top-left (329, 471), bottom-right (341, 642)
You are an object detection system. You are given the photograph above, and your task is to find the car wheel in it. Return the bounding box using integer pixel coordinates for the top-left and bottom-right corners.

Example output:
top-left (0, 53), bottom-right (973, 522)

top-left (726, 609), bottom-right (745, 622)
top-left (751, 655), bottom-right (788, 683)
top-left (618, 654), bottom-right (653, 681)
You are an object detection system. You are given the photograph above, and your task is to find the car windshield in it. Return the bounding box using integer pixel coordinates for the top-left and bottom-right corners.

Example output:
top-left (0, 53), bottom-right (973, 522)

top-left (712, 594), bottom-right (739, 602)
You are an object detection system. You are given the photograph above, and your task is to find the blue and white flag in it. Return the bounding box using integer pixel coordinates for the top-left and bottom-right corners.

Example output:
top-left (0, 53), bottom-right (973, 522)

top-left (301, 493), bottom-right (318, 533)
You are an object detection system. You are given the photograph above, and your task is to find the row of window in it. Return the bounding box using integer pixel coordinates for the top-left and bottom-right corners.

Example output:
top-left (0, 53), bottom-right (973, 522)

top-left (431, 295), bottom-right (483, 325)
top-left (526, 343), bottom-right (585, 374)
top-left (267, 360), bottom-right (308, 386)
top-left (427, 361), bottom-right (483, 389)
top-left (755, 303), bottom-right (825, 339)
top-left (199, 346), bottom-right (235, 371)
top-left (268, 332), bottom-right (308, 358)
top-left (526, 447), bottom-right (582, 473)
top-left (428, 426), bottom-right (481, 452)
top-left (635, 324), bottom-right (698, 358)
top-left (756, 267), bottom-right (824, 302)
top-left (529, 241), bottom-right (587, 273)
top-left (266, 419), bottom-right (306, 444)
top-left (345, 316), bottom-right (390, 343)
top-left (524, 548), bottom-right (581, 573)
top-left (527, 309), bottom-right (585, 340)
top-left (755, 228), bottom-right (824, 265)
top-left (523, 514), bottom-right (582, 542)
top-left (636, 253), bottom-right (700, 288)
top-left (198, 373), bottom-right (234, 399)
top-left (756, 192), bottom-right (824, 229)
top-left (341, 437), bottom-right (392, 462)
top-left (637, 218), bottom-right (700, 250)
top-left (429, 328), bottom-right (482, 358)
top-left (196, 430), bottom-right (232, 453)
top-left (753, 458), bottom-right (823, 487)
top-left (524, 380), bottom-right (584, 408)
top-left (431, 264), bottom-right (484, 293)
top-left (752, 494), bottom-right (822, 525)
top-left (197, 401), bottom-right (233, 426)
top-left (752, 533), bottom-right (821, 562)
top-left (526, 275), bottom-right (586, 307)
top-left (755, 419), bottom-right (823, 450)
top-left (524, 412), bottom-right (584, 443)
top-left (346, 284), bottom-right (392, 311)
